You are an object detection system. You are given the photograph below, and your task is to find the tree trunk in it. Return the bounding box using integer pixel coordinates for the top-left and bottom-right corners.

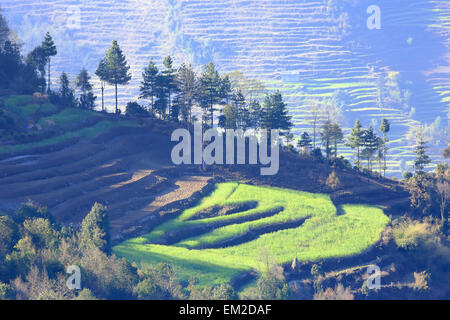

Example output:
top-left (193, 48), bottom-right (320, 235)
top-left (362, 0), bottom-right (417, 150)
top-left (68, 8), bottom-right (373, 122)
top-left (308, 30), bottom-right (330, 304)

top-left (357, 146), bottom-right (360, 170)
top-left (47, 59), bottom-right (51, 93)
top-left (313, 121), bottom-right (316, 149)
top-left (115, 83), bottom-right (118, 114)
top-left (101, 82), bottom-right (104, 112)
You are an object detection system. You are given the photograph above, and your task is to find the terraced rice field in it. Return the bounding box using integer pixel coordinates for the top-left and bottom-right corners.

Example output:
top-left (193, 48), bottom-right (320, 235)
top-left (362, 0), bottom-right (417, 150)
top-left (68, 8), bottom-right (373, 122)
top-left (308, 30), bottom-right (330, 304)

top-left (114, 182), bottom-right (389, 286)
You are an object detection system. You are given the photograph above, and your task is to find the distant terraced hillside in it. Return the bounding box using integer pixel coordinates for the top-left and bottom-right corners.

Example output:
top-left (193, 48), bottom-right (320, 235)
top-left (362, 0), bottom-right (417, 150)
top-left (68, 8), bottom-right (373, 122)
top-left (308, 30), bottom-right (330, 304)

top-left (1, 0), bottom-right (449, 176)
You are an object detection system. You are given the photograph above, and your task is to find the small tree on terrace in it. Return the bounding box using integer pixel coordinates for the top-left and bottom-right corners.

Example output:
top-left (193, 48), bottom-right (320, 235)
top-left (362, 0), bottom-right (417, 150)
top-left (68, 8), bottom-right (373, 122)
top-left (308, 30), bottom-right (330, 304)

top-left (139, 59), bottom-right (159, 111)
top-left (59, 72), bottom-right (75, 107)
top-left (261, 90), bottom-right (293, 134)
top-left (80, 203), bottom-right (110, 254)
top-left (103, 40), bottom-right (131, 114)
top-left (413, 131), bottom-right (431, 175)
top-left (361, 126), bottom-right (379, 172)
top-left (76, 69), bottom-right (96, 109)
top-left (162, 56), bottom-right (178, 118)
top-left (379, 118), bottom-right (390, 177)
top-left (95, 58), bottom-right (108, 112)
top-left (331, 122), bottom-right (344, 159)
top-left (41, 32), bottom-right (57, 93)
top-left (297, 132), bottom-right (312, 152)
top-left (175, 63), bottom-right (198, 125)
top-left (199, 62), bottom-right (228, 128)
top-left (347, 119), bottom-right (364, 169)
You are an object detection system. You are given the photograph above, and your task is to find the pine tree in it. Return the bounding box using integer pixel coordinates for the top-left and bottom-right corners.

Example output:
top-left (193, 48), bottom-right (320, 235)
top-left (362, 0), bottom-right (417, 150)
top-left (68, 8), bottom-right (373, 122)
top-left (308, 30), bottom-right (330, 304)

top-left (103, 40), bottom-right (131, 114)
top-left (297, 132), bottom-right (312, 150)
top-left (320, 120), bottom-right (333, 160)
top-left (80, 203), bottom-right (110, 254)
top-left (414, 132), bottom-right (431, 175)
top-left (59, 72), bottom-right (75, 107)
top-left (248, 100), bottom-right (263, 129)
top-left (175, 63), bottom-right (198, 125)
top-left (76, 69), bottom-right (96, 109)
top-left (95, 59), bottom-right (108, 112)
top-left (331, 123), bottom-right (343, 159)
top-left (41, 32), bottom-right (57, 93)
top-left (26, 46), bottom-right (48, 92)
top-left (162, 56), bottom-right (177, 118)
top-left (347, 120), bottom-right (364, 169)
top-left (361, 126), bottom-right (379, 172)
top-left (262, 90), bottom-right (292, 133)
top-left (199, 62), bottom-right (227, 128)
top-left (139, 59), bottom-right (159, 111)
top-left (379, 118), bottom-right (390, 177)
top-left (154, 73), bottom-right (169, 118)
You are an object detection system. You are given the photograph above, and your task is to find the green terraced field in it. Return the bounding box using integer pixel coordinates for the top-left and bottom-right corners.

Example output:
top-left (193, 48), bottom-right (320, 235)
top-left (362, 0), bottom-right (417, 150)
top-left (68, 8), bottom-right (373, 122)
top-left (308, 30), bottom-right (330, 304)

top-left (114, 182), bottom-right (389, 286)
top-left (0, 95), bottom-right (138, 154)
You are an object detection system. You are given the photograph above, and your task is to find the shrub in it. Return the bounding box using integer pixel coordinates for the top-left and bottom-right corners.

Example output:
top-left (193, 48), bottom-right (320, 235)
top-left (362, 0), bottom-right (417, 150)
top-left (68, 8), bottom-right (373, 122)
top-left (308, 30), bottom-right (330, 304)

top-left (313, 283), bottom-right (354, 300)
top-left (412, 271), bottom-right (430, 291)
top-left (391, 218), bottom-right (435, 250)
top-left (326, 170), bottom-right (341, 190)
top-left (310, 148), bottom-right (323, 162)
top-left (403, 172), bottom-right (413, 180)
top-left (0, 282), bottom-right (15, 300)
top-left (126, 101), bottom-right (149, 117)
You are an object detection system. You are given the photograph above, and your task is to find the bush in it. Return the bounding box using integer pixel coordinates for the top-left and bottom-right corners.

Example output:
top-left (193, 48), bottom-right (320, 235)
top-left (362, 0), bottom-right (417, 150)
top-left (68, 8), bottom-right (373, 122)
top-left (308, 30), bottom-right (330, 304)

top-left (326, 170), bottom-right (341, 190)
top-left (313, 283), bottom-right (354, 300)
top-left (126, 101), bottom-right (149, 117)
top-left (403, 171), bottom-right (413, 180)
top-left (391, 218), bottom-right (436, 250)
top-left (310, 148), bottom-right (323, 162)
top-left (0, 282), bottom-right (15, 300)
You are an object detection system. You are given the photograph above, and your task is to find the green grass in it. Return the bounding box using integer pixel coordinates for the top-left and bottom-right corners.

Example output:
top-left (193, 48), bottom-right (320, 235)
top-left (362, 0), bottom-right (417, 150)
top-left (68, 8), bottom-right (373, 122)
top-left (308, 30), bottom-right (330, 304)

top-left (2, 95), bottom-right (58, 118)
top-left (38, 108), bottom-right (99, 127)
top-left (114, 183), bottom-right (389, 286)
top-left (0, 120), bottom-right (137, 154)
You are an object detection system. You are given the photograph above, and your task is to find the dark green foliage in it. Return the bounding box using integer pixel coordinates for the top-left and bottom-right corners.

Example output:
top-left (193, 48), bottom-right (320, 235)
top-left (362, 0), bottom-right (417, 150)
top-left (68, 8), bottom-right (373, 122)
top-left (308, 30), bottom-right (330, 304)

top-left (13, 202), bottom-right (52, 224)
top-left (23, 218), bottom-right (59, 250)
top-left (56, 72), bottom-right (76, 107)
top-left (175, 63), bottom-right (199, 125)
top-left (361, 126), bottom-right (380, 172)
top-left (414, 133), bottom-right (432, 175)
top-left (139, 59), bottom-right (159, 110)
top-left (298, 132), bottom-right (312, 150)
top-left (134, 277), bottom-right (168, 300)
top-left (261, 90), bottom-right (293, 133)
top-left (320, 120), bottom-right (333, 160)
top-left (162, 56), bottom-right (178, 119)
top-left (40, 32), bottom-right (57, 93)
top-left (80, 203), bottom-right (110, 254)
top-left (103, 40), bottom-right (131, 113)
top-left (311, 148), bottom-right (324, 162)
top-left (347, 119), bottom-right (364, 169)
top-left (26, 46), bottom-right (48, 92)
top-left (248, 100), bottom-right (263, 129)
top-left (126, 101), bottom-right (149, 117)
top-left (188, 281), bottom-right (236, 300)
top-left (0, 215), bottom-right (18, 256)
top-left (95, 58), bottom-right (108, 111)
top-left (379, 118), bottom-right (390, 176)
top-left (199, 62), bottom-right (229, 127)
top-left (76, 69), bottom-right (96, 109)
